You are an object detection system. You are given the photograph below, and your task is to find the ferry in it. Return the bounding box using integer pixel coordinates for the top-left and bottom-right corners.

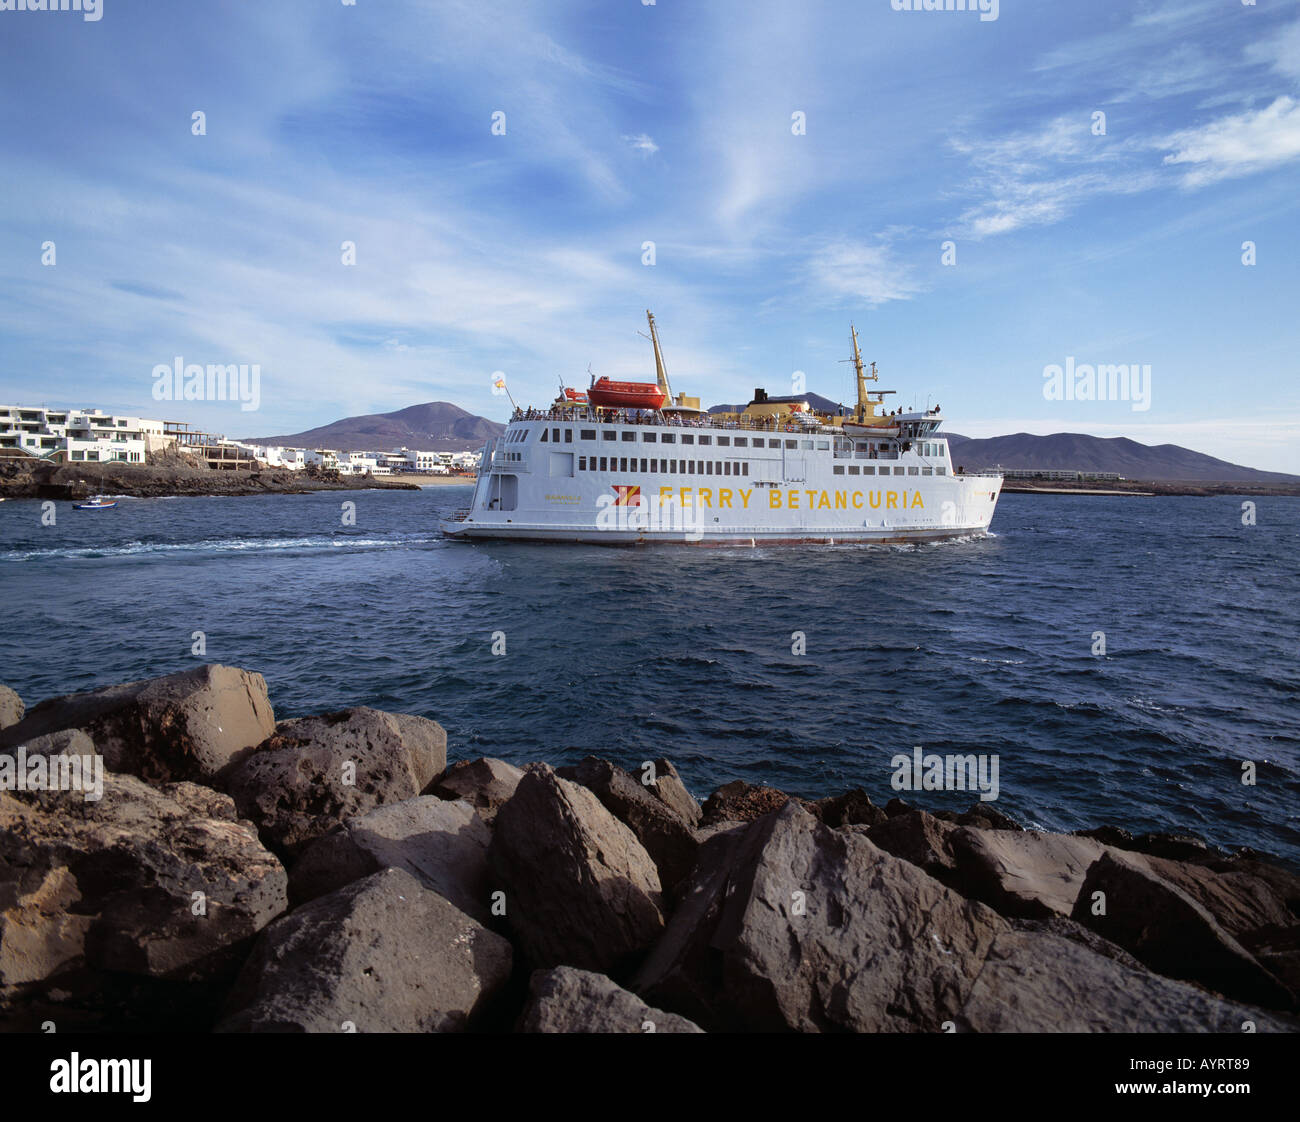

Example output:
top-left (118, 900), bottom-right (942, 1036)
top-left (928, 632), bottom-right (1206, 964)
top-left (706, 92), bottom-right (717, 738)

top-left (440, 314), bottom-right (1002, 545)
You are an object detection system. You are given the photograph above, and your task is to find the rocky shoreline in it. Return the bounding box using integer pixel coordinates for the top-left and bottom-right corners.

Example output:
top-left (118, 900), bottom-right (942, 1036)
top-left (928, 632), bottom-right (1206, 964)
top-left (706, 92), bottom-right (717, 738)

top-left (0, 666), bottom-right (1296, 1033)
top-left (0, 456), bottom-right (418, 500)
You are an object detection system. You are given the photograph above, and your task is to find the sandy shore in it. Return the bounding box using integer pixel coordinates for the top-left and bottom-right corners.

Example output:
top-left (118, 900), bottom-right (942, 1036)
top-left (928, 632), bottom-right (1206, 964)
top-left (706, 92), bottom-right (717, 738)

top-left (385, 474), bottom-right (476, 487)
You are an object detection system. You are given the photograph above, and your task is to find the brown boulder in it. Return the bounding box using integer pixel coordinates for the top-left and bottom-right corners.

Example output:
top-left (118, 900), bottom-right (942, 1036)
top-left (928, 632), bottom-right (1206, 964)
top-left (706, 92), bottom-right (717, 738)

top-left (865, 809), bottom-right (960, 883)
top-left (218, 868), bottom-right (511, 1032)
top-left (701, 779), bottom-right (791, 825)
top-left (948, 827), bottom-right (1105, 919)
top-left (0, 665), bottom-right (275, 785)
top-left (805, 788), bottom-right (887, 829)
top-left (643, 758), bottom-right (702, 827)
top-left (556, 756), bottom-right (700, 898)
top-left (489, 764), bottom-right (664, 974)
top-left (635, 802), bottom-right (1008, 1031)
top-left (223, 707), bottom-right (445, 858)
top-left (0, 685), bottom-right (23, 730)
top-left (960, 929), bottom-right (1295, 1032)
top-left (288, 796), bottom-right (492, 921)
top-left (1072, 849), bottom-right (1293, 1009)
top-left (0, 769), bottom-right (286, 990)
top-left (520, 967), bottom-right (704, 1033)
top-left (430, 757), bottom-right (524, 821)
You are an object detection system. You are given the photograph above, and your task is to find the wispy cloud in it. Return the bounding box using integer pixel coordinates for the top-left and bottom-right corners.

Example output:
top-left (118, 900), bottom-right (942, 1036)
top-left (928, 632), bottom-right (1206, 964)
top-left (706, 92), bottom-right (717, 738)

top-left (1159, 96), bottom-right (1300, 187)
top-left (804, 241), bottom-right (922, 306)
top-left (622, 133), bottom-right (659, 155)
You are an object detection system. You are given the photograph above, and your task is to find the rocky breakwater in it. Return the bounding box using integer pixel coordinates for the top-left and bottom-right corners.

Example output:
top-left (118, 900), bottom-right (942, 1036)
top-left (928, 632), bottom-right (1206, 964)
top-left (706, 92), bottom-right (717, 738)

top-left (0, 454), bottom-right (418, 500)
top-left (1, 671), bottom-right (1297, 1033)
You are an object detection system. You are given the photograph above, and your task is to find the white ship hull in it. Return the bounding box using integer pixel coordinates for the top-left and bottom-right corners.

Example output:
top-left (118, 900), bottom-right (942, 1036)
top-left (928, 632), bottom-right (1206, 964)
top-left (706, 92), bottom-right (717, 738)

top-left (440, 417), bottom-right (1002, 546)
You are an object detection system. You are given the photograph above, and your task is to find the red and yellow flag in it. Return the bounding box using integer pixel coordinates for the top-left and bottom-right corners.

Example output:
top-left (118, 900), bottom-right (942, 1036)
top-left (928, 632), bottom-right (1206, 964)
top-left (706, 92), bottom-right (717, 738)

top-left (611, 484), bottom-right (641, 506)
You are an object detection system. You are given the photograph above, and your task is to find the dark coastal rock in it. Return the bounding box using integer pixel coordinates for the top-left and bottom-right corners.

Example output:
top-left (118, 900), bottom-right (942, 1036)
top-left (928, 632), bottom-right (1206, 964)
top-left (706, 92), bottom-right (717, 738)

top-left (1129, 831), bottom-right (1219, 862)
top-left (217, 868), bottom-right (512, 1033)
top-left (1008, 914), bottom-right (1146, 971)
top-left (0, 684), bottom-right (23, 729)
top-left (519, 967), bottom-right (704, 1033)
top-left (1136, 854), bottom-right (1296, 938)
top-left (701, 779), bottom-right (791, 825)
top-left (805, 788), bottom-right (887, 829)
top-left (0, 769), bottom-right (286, 989)
top-left (643, 758), bottom-right (702, 827)
top-left (223, 707), bottom-right (446, 858)
top-left (556, 756), bottom-right (700, 898)
top-left (959, 929), bottom-right (1294, 1032)
top-left (1240, 925), bottom-right (1300, 1000)
top-left (430, 757), bottom-right (524, 821)
top-left (17, 728), bottom-right (98, 759)
top-left (0, 665), bottom-right (276, 785)
top-left (635, 802), bottom-right (1007, 1032)
top-left (1072, 849), bottom-right (1293, 1009)
top-left (288, 797), bottom-right (491, 921)
top-left (883, 797), bottom-right (913, 818)
top-left (489, 764), bottom-right (664, 974)
top-left (947, 827), bottom-right (1105, 920)
top-left (1076, 825), bottom-right (1134, 848)
top-left (956, 803), bottom-right (1022, 832)
top-left (865, 809), bottom-right (960, 883)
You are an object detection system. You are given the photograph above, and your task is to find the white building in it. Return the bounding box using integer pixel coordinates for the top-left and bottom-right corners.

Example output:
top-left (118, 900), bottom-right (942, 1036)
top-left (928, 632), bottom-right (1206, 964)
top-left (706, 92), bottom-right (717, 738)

top-left (304, 448), bottom-right (340, 471)
top-left (335, 451), bottom-right (383, 476)
top-left (223, 441), bottom-right (308, 470)
top-left (0, 406), bottom-right (169, 463)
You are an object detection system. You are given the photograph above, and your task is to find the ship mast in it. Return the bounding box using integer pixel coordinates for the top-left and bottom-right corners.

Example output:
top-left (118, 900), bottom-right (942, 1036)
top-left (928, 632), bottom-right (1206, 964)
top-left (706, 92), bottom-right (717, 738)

top-left (849, 324), bottom-right (878, 423)
top-left (647, 310), bottom-right (673, 400)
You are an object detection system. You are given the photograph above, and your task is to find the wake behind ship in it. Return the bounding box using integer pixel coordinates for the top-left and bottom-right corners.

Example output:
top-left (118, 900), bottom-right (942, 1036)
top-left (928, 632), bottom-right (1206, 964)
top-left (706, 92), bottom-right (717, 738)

top-left (440, 314), bottom-right (1002, 545)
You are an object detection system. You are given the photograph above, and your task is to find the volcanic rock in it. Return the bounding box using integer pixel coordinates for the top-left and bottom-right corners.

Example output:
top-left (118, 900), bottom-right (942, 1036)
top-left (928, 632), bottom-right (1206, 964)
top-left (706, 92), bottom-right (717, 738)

top-left (0, 665), bottom-right (275, 785)
top-left (489, 764), bottom-right (664, 973)
top-left (0, 685), bottom-right (23, 729)
top-left (701, 779), bottom-right (791, 825)
top-left (218, 868), bottom-right (511, 1032)
top-left (947, 827), bottom-right (1105, 919)
top-left (1072, 849), bottom-right (1293, 1009)
top-left (0, 769), bottom-right (285, 989)
top-left (430, 757), bottom-right (524, 821)
top-left (224, 707), bottom-right (445, 858)
top-left (519, 966), bottom-right (704, 1033)
top-left (556, 756), bottom-right (699, 899)
top-left (288, 796), bottom-right (491, 921)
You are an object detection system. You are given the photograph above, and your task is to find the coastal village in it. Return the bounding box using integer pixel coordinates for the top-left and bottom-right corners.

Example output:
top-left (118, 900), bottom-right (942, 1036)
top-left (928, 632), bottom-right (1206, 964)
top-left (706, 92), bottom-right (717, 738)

top-left (0, 404), bottom-right (480, 478)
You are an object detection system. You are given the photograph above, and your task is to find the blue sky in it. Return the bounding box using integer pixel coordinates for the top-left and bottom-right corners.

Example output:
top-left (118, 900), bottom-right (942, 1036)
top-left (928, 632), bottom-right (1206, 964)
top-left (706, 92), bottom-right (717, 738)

top-left (1, 0), bottom-right (1298, 470)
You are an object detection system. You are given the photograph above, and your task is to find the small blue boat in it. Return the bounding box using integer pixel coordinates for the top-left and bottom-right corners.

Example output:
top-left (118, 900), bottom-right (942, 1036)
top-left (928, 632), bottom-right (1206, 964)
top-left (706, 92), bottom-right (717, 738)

top-left (74, 495), bottom-right (117, 510)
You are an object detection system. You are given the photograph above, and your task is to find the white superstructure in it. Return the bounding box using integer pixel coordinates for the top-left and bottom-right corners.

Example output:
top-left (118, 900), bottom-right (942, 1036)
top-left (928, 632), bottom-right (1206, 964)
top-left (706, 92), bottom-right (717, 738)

top-left (440, 317), bottom-right (1002, 546)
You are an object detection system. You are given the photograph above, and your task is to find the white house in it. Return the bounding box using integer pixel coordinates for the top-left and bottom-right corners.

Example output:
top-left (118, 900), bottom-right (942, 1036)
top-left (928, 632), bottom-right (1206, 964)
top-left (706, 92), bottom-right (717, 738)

top-left (0, 406), bottom-right (170, 463)
top-left (304, 448), bottom-right (340, 471)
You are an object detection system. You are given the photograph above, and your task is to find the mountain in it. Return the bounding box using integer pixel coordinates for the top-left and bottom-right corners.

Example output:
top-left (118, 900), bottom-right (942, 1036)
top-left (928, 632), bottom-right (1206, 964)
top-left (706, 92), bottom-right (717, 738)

top-left (943, 432), bottom-right (1297, 483)
top-left (243, 402), bottom-right (505, 452)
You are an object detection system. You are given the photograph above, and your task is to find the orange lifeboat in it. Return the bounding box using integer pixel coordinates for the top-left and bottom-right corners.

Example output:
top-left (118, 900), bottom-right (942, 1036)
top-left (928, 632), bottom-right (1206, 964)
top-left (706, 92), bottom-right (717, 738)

top-left (587, 377), bottom-right (668, 410)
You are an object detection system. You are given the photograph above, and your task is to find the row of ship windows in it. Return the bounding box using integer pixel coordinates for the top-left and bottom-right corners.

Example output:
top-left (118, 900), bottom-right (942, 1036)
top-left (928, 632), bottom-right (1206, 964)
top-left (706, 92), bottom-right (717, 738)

top-left (526, 426), bottom-right (836, 451)
top-left (835, 465), bottom-right (945, 476)
top-left (573, 457), bottom-right (948, 477)
top-left (522, 427), bottom-right (950, 458)
top-left (579, 456), bottom-right (750, 476)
